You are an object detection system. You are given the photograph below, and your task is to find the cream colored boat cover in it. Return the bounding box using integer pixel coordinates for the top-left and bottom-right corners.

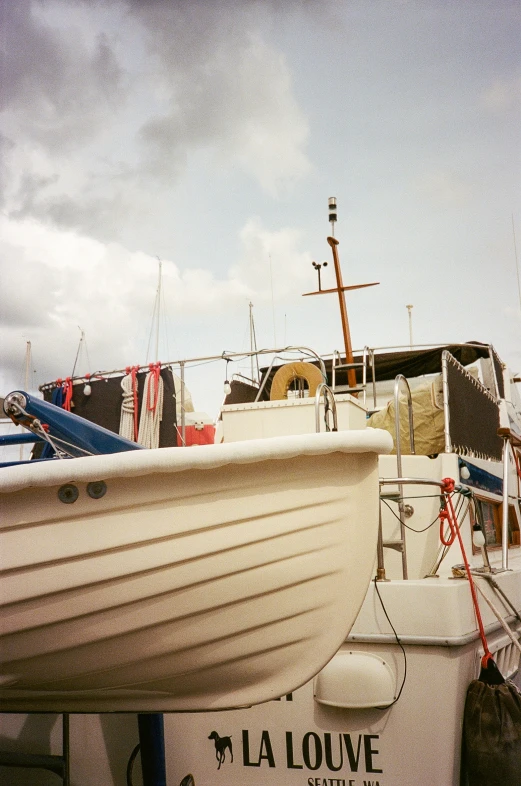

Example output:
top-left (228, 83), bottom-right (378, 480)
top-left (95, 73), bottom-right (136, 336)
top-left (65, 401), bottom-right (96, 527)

top-left (367, 379), bottom-right (445, 455)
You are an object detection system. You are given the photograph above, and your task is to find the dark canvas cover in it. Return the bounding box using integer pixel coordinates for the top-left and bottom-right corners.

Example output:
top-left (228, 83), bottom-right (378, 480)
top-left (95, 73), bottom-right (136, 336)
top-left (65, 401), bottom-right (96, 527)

top-left (42, 368), bottom-right (178, 447)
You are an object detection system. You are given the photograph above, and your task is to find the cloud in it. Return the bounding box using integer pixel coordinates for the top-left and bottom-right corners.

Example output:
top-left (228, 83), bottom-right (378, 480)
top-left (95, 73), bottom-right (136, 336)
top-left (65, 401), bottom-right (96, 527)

top-left (481, 76), bottom-right (521, 112)
top-left (0, 213), bottom-right (311, 393)
top-left (1, 0), bottom-right (311, 242)
top-left (0, 1), bottom-right (125, 150)
top-left (414, 170), bottom-right (472, 207)
top-left (136, 25), bottom-right (310, 195)
top-left (232, 217), bottom-right (312, 298)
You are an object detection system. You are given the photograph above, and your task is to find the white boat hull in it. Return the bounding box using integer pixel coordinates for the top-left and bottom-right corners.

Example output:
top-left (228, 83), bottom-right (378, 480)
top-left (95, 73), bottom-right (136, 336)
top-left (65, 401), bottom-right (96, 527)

top-left (0, 430), bottom-right (392, 712)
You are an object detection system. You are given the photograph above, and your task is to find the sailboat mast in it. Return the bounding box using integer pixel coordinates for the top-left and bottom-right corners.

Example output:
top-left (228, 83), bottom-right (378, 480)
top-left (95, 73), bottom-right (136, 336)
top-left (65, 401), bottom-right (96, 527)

top-left (155, 258), bottom-right (162, 362)
top-left (249, 302), bottom-right (254, 381)
top-left (249, 302), bottom-right (259, 382)
top-left (20, 341), bottom-right (32, 459)
top-left (24, 341), bottom-right (31, 391)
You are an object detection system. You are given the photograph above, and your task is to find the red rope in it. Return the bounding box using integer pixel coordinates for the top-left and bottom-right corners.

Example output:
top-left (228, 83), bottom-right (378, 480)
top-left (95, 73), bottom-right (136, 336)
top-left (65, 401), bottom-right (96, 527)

top-left (440, 478), bottom-right (492, 665)
top-left (147, 363), bottom-right (161, 412)
top-left (62, 377), bottom-right (73, 412)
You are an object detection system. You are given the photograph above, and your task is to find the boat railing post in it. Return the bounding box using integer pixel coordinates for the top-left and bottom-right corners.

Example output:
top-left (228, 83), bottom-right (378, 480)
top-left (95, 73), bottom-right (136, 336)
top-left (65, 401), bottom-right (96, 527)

top-left (362, 346), bottom-right (368, 407)
top-left (179, 361), bottom-right (186, 447)
top-left (501, 435), bottom-right (510, 571)
top-left (393, 374), bottom-right (415, 580)
top-left (441, 350), bottom-right (452, 453)
top-left (376, 498), bottom-right (387, 581)
top-left (331, 350), bottom-right (340, 391)
top-left (370, 347), bottom-right (377, 409)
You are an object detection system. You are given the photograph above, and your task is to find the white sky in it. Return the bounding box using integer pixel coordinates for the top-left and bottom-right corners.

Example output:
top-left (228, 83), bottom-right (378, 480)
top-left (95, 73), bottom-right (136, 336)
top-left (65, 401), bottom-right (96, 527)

top-left (1, 0), bottom-right (520, 417)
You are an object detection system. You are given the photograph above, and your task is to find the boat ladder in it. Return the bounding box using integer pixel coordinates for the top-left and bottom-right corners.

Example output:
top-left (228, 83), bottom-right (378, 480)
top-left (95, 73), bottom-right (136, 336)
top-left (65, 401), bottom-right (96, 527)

top-left (331, 347), bottom-right (377, 407)
top-left (378, 374), bottom-right (416, 580)
top-left (0, 713), bottom-right (70, 784)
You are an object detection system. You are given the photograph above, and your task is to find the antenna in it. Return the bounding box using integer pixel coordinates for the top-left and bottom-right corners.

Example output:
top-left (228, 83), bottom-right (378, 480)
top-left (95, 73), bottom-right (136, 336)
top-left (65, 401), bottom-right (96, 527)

top-left (302, 197), bottom-right (380, 392)
top-left (328, 197), bottom-right (337, 237)
top-left (406, 304), bottom-right (414, 347)
top-left (312, 260), bottom-right (328, 291)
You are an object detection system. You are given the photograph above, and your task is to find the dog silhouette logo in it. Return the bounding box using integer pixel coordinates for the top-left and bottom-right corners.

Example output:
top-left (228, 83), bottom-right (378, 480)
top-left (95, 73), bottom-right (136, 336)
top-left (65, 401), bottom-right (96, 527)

top-left (208, 730), bottom-right (233, 769)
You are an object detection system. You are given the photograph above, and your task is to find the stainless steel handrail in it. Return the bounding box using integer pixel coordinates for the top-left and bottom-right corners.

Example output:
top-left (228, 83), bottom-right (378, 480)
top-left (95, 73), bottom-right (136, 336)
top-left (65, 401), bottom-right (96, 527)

top-left (392, 375), bottom-right (415, 580)
top-left (314, 383), bottom-right (338, 433)
top-left (331, 346), bottom-right (371, 405)
top-left (501, 435), bottom-right (510, 571)
top-left (254, 347), bottom-right (328, 402)
top-left (377, 476), bottom-right (467, 581)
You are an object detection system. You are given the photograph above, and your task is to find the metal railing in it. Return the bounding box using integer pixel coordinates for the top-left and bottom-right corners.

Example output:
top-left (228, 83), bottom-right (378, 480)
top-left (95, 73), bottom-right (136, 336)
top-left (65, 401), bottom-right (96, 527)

top-left (331, 346), bottom-right (376, 406)
top-left (314, 383), bottom-right (338, 433)
top-left (389, 375), bottom-right (416, 579)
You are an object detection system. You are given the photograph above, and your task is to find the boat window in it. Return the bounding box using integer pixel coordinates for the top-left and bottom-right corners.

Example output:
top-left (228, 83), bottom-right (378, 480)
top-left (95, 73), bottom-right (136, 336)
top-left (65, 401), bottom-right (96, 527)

top-left (471, 497), bottom-right (520, 552)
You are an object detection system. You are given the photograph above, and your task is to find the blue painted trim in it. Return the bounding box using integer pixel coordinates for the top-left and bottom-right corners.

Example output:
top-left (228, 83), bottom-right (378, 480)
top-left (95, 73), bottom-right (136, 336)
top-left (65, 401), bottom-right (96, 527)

top-left (459, 458), bottom-right (503, 496)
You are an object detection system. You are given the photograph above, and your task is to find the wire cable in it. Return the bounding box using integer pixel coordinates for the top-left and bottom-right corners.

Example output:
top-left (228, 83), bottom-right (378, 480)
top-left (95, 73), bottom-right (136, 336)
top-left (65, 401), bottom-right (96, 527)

top-left (373, 578), bottom-right (407, 708)
top-left (126, 743), bottom-right (140, 786)
top-left (381, 498), bottom-right (441, 533)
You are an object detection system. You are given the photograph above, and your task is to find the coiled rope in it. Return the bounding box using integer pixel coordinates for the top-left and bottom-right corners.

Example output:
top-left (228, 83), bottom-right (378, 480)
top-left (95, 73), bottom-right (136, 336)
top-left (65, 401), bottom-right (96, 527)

top-left (137, 363), bottom-right (164, 449)
top-left (119, 366), bottom-right (140, 442)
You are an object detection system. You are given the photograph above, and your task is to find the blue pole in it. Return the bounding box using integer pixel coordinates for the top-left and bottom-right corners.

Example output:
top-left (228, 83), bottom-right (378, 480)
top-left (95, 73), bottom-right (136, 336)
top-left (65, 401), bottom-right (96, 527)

top-left (137, 714), bottom-right (167, 786)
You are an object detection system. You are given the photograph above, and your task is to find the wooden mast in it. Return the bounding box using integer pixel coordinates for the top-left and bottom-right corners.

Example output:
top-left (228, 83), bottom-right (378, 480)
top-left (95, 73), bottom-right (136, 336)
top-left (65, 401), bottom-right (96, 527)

top-left (302, 199), bottom-right (379, 391)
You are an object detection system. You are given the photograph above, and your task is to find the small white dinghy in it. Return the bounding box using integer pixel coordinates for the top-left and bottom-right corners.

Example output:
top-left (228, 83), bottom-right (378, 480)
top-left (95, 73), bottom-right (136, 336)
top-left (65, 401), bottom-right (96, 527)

top-left (0, 429), bottom-right (392, 712)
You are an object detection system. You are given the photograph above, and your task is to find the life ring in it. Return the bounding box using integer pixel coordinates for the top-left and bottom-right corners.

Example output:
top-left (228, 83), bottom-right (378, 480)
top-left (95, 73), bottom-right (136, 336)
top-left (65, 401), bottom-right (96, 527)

top-left (270, 362), bottom-right (324, 401)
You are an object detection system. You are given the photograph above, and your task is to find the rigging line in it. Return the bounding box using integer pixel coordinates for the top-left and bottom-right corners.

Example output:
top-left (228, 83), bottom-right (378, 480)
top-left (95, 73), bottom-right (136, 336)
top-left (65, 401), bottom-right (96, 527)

top-left (373, 577), bottom-right (407, 708)
top-left (269, 253), bottom-right (277, 346)
top-left (472, 573), bottom-right (521, 625)
top-left (145, 285), bottom-right (159, 364)
top-left (513, 213), bottom-right (521, 312)
top-left (160, 272), bottom-right (173, 360)
top-left (71, 328), bottom-right (84, 378)
top-left (381, 498), bottom-right (442, 533)
top-left (155, 257), bottom-right (162, 362)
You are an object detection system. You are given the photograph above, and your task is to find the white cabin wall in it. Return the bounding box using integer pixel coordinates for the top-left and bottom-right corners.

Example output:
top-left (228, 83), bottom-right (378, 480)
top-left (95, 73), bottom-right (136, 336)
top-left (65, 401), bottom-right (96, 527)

top-left (221, 395), bottom-right (366, 442)
top-left (377, 453), bottom-right (463, 580)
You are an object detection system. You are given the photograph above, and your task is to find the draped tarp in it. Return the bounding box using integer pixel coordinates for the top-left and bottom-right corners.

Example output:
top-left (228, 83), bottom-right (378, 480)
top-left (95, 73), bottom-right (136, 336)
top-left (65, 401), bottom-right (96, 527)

top-left (367, 379), bottom-right (445, 455)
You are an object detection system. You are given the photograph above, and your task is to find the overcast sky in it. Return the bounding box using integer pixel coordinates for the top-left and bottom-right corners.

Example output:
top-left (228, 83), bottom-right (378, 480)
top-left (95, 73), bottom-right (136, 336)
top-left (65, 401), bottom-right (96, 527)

top-left (1, 0), bottom-right (520, 416)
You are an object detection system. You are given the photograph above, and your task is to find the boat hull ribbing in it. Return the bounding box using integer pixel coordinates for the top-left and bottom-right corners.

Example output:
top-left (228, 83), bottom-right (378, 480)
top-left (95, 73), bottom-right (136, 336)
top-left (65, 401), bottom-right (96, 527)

top-left (0, 430), bottom-right (392, 712)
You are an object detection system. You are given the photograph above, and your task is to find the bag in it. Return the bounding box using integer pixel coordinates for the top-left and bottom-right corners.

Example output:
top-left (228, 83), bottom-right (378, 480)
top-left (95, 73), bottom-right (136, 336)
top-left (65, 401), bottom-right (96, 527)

top-left (461, 660), bottom-right (521, 785)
